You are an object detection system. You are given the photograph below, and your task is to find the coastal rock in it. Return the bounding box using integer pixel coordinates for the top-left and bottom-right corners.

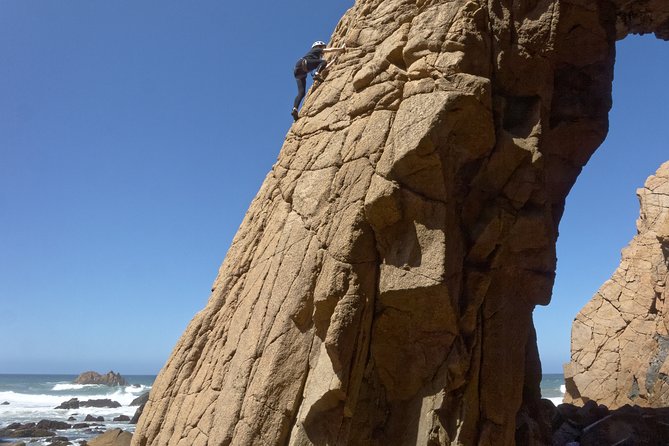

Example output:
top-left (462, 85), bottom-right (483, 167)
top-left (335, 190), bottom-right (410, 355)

top-left (55, 398), bottom-right (80, 410)
top-left (74, 371), bottom-right (128, 387)
top-left (550, 402), bottom-right (669, 445)
top-left (0, 421), bottom-right (56, 438)
top-left (129, 403), bottom-right (144, 425)
top-left (129, 392), bottom-right (148, 407)
top-left (113, 415), bottom-right (130, 422)
top-left (565, 161), bottom-right (669, 408)
top-left (1, 401), bottom-right (9, 405)
top-left (83, 399), bottom-right (121, 409)
top-left (84, 415), bottom-right (105, 422)
top-left (87, 429), bottom-right (132, 446)
top-left (55, 398), bottom-right (121, 410)
top-left (47, 437), bottom-right (72, 446)
top-left (133, 1), bottom-right (669, 446)
top-left (36, 420), bottom-right (71, 430)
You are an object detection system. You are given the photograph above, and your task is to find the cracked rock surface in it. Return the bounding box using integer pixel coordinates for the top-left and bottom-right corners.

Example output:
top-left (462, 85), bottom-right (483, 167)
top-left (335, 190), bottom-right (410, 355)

top-left (133, 1), bottom-right (668, 445)
top-left (565, 161), bottom-right (669, 408)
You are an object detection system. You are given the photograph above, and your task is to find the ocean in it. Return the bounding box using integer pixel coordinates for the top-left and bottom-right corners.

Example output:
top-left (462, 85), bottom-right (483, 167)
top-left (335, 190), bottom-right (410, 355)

top-left (0, 373), bottom-right (565, 444)
top-left (541, 373), bottom-right (567, 405)
top-left (0, 374), bottom-right (154, 445)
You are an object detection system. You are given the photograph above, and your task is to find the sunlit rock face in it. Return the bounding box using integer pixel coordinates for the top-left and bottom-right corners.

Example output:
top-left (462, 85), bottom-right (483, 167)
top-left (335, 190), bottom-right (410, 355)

top-left (133, 1), bottom-right (668, 445)
top-left (565, 161), bottom-right (669, 408)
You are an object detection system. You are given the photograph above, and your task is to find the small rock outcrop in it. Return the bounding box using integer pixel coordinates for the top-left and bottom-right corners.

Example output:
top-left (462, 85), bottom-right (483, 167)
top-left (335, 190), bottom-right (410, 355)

top-left (88, 429), bottom-right (132, 446)
top-left (36, 420), bottom-right (71, 430)
top-left (565, 161), bottom-right (669, 407)
top-left (129, 392), bottom-right (148, 407)
top-left (0, 422), bottom-right (56, 438)
top-left (55, 398), bottom-right (121, 410)
top-left (74, 371), bottom-right (128, 387)
top-left (85, 415), bottom-right (105, 422)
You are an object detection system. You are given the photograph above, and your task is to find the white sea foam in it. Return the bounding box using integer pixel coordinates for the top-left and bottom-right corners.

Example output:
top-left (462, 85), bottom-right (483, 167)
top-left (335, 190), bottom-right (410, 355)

top-left (548, 396), bottom-right (564, 405)
top-left (0, 385), bottom-right (151, 410)
top-left (124, 384), bottom-right (149, 393)
top-left (560, 384), bottom-right (566, 394)
top-left (52, 383), bottom-right (99, 391)
top-left (0, 389), bottom-right (143, 427)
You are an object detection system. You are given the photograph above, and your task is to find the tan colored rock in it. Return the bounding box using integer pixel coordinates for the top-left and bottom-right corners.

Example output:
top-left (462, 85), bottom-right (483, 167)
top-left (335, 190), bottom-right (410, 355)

top-left (88, 429), bottom-right (132, 446)
top-left (565, 161), bottom-right (669, 408)
top-left (133, 1), bottom-right (668, 446)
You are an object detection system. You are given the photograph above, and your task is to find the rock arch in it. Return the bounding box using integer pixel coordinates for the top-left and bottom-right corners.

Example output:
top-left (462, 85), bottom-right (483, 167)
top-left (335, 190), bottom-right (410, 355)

top-left (133, 1), bottom-right (669, 445)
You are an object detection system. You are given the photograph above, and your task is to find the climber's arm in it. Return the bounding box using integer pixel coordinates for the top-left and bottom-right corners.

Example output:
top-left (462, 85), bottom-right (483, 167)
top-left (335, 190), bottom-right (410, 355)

top-left (323, 46), bottom-right (346, 54)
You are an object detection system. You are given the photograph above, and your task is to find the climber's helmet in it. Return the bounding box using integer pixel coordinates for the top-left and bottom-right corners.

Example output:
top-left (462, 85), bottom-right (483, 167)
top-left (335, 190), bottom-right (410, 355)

top-left (312, 41), bottom-right (326, 48)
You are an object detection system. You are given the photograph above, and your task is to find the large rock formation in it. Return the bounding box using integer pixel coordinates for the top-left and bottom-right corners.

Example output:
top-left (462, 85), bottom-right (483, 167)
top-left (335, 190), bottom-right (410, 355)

top-left (565, 161), bottom-right (669, 408)
top-left (74, 371), bottom-right (128, 387)
top-left (134, 1), bottom-right (669, 445)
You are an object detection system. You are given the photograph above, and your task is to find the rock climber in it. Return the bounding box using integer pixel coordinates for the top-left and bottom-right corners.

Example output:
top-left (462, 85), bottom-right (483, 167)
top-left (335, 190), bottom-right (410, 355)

top-left (292, 41), bottom-right (346, 121)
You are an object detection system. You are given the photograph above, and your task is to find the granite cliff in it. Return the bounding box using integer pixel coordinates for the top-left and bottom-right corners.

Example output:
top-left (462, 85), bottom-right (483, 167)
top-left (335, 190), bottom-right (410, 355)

top-left (133, 1), bottom-right (669, 445)
top-left (565, 161), bottom-right (669, 408)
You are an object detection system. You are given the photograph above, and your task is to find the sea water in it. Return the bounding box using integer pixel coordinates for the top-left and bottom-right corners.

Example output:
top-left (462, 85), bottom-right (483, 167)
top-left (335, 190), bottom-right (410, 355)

top-left (0, 374), bottom-right (154, 445)
top-left (541, 373), bottom-right (566, 406)
top-left (0, 373), bottom-right (564, 443)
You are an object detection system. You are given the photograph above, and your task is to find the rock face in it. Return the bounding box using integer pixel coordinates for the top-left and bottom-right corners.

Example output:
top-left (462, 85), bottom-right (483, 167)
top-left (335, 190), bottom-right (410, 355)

top-left (74, 371), bottom-right (128, 387)
top-left (565, 161), bottom-right (669, 408)
top-left (133, 1), bottom-right (669, 446)
top-left (88, 429), bottom-right (132, 446)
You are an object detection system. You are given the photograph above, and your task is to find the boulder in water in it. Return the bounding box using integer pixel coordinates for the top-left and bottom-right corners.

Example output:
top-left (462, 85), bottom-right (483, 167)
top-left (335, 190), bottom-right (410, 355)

top-left (81, 399), bottom-right (121, 409)
top-left (55, 398), bottom-right (80, 410)
top-left (55, 398), bottom-right (121, 410)
top-left (0, 421), bottom-right (56, 438)
top-left (129, 392), bottom-right (148, 407)
top-left (36, 420), bottom-right (71, 430)
top-left (84, 415), bottom-right (104, 422)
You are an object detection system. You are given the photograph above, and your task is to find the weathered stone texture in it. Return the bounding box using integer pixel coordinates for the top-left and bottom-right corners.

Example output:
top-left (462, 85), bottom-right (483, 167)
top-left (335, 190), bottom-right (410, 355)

top-left (133, 1), bottom-right (667, 445)
top-left (565, 161), bottom-right (669, 408)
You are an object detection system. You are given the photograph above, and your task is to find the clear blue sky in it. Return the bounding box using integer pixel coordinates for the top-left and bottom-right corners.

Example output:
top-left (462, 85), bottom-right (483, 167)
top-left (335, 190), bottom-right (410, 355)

top-left (0, 1), bottom-right (666, 375)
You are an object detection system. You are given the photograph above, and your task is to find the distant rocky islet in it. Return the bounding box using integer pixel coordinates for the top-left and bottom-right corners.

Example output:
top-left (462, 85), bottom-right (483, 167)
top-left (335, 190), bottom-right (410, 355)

top-left (73, 371), bottom-right (128, 387)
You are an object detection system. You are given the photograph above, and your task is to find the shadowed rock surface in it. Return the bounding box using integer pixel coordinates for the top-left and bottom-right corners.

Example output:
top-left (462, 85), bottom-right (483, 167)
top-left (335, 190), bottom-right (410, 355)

top-left (565, 161), bottom-right (669, 408)
top-left (133, 0), bottom-right (669, 445)
top-left (549, 400), bottom-right (669, 445)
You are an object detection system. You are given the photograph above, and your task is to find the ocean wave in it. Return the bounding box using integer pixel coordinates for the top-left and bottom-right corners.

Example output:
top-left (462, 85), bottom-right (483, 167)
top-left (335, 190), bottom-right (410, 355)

top-left (560, 384), bottom-right (566, 394)
top-left (0, 386), bottom-right (152, 409)
top-left (124, 384), bottom-right (149, 393)
top-left (52, 383), bottom-right (99, 391)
